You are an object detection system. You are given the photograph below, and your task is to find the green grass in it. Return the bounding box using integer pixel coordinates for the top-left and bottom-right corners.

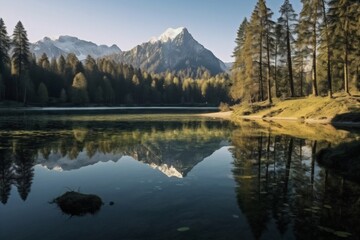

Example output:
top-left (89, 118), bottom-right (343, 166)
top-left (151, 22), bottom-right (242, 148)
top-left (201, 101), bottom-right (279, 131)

top-left (232, 93), bottom-right (360, 123)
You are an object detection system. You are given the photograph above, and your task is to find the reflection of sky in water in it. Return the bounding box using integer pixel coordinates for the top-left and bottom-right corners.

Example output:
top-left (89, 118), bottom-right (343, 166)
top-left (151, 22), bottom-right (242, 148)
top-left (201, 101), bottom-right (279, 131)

top-left (0, 115), bottom-right (359, 240)
top-left (1, 147), bottom-right (255, 240)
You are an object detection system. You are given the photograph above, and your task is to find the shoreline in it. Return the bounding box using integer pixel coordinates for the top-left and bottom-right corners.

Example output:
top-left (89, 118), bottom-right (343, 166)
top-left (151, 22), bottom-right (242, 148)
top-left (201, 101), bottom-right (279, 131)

top-left (200, 111), bottom-right (360, 127)
top-left (198, 111), bottom-right (232, 120)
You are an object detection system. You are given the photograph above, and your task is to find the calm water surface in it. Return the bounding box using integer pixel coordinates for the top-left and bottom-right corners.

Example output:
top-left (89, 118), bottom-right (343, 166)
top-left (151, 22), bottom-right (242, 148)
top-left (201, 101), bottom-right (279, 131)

top-left (0, 113), bottom-right (359, 240)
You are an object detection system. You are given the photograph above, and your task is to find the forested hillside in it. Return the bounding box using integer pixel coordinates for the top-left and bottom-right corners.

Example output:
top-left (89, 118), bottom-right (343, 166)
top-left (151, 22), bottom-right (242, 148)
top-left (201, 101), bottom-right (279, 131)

top-left (0, 21), bottom-right (229, 106)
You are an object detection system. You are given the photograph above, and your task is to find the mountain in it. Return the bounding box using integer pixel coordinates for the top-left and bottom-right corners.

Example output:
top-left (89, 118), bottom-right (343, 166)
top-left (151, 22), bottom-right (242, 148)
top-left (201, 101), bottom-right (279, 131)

top-left (109, 27), bottom-right (227, 75)
top-left (30, 36), bottom-right (121, 60)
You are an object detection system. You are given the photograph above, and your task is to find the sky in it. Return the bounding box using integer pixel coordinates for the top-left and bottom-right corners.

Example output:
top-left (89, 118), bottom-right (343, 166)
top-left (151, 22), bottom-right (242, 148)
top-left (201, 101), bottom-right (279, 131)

top-left (0, 0), bottom-right (301, 62)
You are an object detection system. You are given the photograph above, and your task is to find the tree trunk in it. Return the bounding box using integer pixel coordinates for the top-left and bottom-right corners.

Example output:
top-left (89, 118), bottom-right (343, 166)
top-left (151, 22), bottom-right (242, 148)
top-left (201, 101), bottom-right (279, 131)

top-left (274, 44), bottom-right (279, 98)
top-left (286, 21), bottom-right (294, 97)
top-left (300, 63), bottom-right (304, 97)
top-left (344, 19), bottom-right (350, 96)
top-left (312, 1), bottom-right (318, 97)
top-left (259, 31), bottom-right (264, 101)
top-left (321, 0), bottom-right (333, 98)
top-left (312, 40), bottom-right (318, 96)
top-left (266, 33), bottom-right (272, 104)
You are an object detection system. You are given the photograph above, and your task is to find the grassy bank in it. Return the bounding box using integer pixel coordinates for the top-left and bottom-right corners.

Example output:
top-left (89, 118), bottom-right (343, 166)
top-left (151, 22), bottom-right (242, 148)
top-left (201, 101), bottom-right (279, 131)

top-left (232, 94), bottom-right (360, 124)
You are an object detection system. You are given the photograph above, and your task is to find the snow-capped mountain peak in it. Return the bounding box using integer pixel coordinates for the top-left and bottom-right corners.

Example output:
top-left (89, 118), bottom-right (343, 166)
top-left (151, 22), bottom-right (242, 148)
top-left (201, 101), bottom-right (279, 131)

top-left (150, 27), bottom-right (186, 43)
top-left (159, 27), bottom-right (186, 42)
top-left (113, 26), bottom-right (226, 75)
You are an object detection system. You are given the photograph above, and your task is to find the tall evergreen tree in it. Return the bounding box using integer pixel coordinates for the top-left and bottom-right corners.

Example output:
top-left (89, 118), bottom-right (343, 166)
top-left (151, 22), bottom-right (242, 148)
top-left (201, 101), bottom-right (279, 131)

top-left (0, 18), bottom-right (10, 72)
top-left (252, 0), bottom-right (266, 101)
top-left (320, 0), bottom-right (333, 97)
top-left (247, 0), bottom-right (272, 102)
top-left (278, 0), bottom-right (297, 97)
top-left (273, 23), bottom-right (283, 97)
top-left (298, 0), bottom-right (323, 96)
top-left (12, 21), bottom-right (31, 103)
top-left (233, 18), bottom-right (249, 65)
top-left (251, 0), bottom-right (274, 103)
top-left (328, 0), bottom-right (359, 95)
top-left (231, 19), bottom-right (251, 101)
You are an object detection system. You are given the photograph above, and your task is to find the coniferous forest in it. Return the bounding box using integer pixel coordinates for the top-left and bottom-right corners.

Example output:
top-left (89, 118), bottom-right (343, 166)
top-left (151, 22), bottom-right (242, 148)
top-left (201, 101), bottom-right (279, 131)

top-left (231, 0), bottom-right (360, 103)
top-left (0, 0), bottom-right (359, 107)
top-left (0, 20), bottom-right (229, 106)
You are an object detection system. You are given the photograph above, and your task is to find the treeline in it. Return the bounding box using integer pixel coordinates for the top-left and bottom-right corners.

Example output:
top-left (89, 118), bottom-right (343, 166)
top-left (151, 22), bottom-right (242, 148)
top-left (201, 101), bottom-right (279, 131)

top-left (0, 20), bottom-right (229, 106)
top-left (231, 0), bottom-right (360, 103)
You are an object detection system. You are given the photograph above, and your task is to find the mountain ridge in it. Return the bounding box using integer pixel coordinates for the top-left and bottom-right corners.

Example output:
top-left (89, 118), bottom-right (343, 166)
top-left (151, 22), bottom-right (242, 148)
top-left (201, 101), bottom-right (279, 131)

top-left (30, 27), bottom-right (227, 75)
top-left (30, 35), bottom-right (121, 60)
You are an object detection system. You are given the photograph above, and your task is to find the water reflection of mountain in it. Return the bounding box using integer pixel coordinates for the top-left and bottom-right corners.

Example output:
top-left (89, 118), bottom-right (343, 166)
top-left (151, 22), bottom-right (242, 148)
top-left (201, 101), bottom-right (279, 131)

top-left (35, 138), bottom-right (226, 178)
top-left (231, 130), bottom-right (360, 239)
top-left (0, 119), bottom-right (231, 204)
top-left (126, 139), bottom-right (229, 177)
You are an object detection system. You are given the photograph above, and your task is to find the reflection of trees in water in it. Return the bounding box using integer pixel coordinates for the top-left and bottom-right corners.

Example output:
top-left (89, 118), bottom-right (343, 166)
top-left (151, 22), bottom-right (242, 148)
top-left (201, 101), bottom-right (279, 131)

top-left (231, 132), bottom-right (360, 239)
top-left (34, 121), bottom-right (231, 162)
top-left (0, 149), bottom-right (14, 204)
top-left (14, 148), bottom-right (35, 201)
top-left (0, 141), bottom-right (36, 204)
top-left (0, 120), bottom-right (231, 203)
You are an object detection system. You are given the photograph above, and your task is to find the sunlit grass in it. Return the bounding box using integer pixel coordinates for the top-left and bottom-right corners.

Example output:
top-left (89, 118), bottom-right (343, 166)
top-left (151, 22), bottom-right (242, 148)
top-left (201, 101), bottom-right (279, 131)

top-left (233, 94), bottom-right (360, 122)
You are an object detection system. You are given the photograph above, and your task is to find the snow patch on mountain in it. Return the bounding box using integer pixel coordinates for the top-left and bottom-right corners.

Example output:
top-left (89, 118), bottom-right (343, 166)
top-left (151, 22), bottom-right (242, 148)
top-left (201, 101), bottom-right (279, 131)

top-left (30, 36), bottom-right (121, 60)
top-left (150, 27), bottom-right (186, 43)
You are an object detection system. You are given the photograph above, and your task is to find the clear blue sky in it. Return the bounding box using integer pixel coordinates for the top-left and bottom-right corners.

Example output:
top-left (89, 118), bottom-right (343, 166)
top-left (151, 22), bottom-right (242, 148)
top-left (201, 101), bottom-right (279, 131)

top-left (0, 0), bottom-right (301, 62)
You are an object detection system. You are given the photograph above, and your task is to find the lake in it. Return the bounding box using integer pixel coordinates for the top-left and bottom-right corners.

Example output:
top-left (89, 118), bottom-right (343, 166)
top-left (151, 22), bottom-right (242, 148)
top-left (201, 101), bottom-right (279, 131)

top-left (0, 113), bottom-right (359, 240)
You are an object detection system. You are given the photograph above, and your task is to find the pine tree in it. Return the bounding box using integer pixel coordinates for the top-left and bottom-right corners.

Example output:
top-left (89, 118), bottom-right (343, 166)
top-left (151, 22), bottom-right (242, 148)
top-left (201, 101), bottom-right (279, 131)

top-left (320, 0), bottom-right (333, 97)
top-left (230, 19), bottom-right (251, 101)
top-left (298, 0), bottom-right (323, 96)
top-left (273, 24), bottom-right (283, 97)
top-left (12, 21), bottom-right (31, 103)
top-left (251, 0), bottom-right (274, 103)
top-left (278, 0), bottom-right (297, 97)
top-left (232, 0), bottom-right (274, 103)
top-left (251, 0), bottom-right (266, 101)
top-left (262, 2), bottom-right (275, 104)
top-left (233, 18), bottom-right (248, 65)
top-left (328, 0), bottom-right (359, 95)
top-left (0, 18), bottom-right (10, 72)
